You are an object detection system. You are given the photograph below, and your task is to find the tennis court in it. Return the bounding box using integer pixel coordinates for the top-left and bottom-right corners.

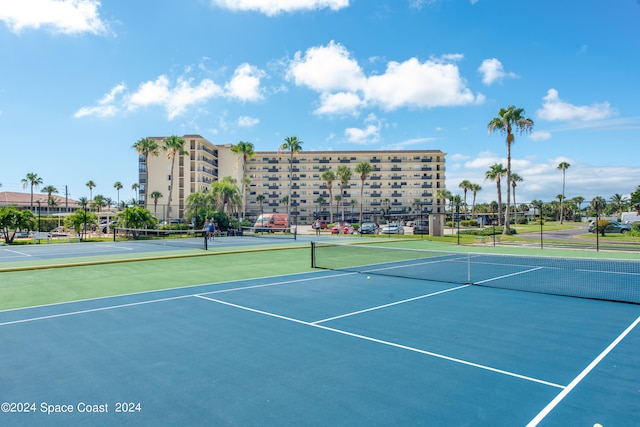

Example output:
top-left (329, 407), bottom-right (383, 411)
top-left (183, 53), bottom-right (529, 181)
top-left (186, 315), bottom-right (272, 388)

top-left (1, 242), bottom-right (639, 426)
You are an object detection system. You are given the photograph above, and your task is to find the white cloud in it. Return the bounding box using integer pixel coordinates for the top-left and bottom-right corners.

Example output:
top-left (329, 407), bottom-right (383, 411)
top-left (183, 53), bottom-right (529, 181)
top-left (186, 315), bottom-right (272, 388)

top-left (225, 63), bottom-right (265, 102)
top-left (537, 89), bottom-right (614, 122)
top-left (344, 113), bottom-right (381, 144)
top-left (530, 130), bottom-right (551, 141)
top-left (75, 63), bottom-right (264, 120)
top-left (288, 41), bottom-right (482, 115)
top-left (237, 116), bottom-right (259, 127)
top-left (210, 0), bottom-right (349, 16)
top-left (287, 41), bottom-right (364, 92)
top-left (478, 58), bottom-right (518, 85)
top-left (314, 92), bottom-right (363, 115)
top-left (364, 57), bottom-right (479, 109)
top-left (73, 83), bottom-right (125, 118)
top-left (0, 0), bottom-right (108, 35)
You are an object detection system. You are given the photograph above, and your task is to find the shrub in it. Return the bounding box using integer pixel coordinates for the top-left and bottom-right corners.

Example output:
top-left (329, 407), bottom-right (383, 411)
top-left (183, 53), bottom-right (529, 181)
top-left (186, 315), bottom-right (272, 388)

top-left (517, 217), bottom-right (528, 224)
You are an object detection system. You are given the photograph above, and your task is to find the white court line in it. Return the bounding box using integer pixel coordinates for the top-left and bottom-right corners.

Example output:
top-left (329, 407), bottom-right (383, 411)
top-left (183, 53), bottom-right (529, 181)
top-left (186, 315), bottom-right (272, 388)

top-left (2, 248), bottom-right (31, 257)
top-left (576, 268), bottom-right (640, 276)
top-left (313, 284), bottom-right (470, 324)
top-left (0, 295), bottom-right (193, 327)
top-left (475, 267), bottom-right (543, 284)
top-left (526, 314), bottom-right (640, 426)
top-left (0, 270), bottom-right (355, 315)
top-left (194, 294), bottom-right (565, 389)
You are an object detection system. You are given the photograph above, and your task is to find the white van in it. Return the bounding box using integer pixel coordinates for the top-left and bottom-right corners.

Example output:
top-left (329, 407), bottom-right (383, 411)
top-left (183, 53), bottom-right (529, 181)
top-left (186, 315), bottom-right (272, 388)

top-left (620, 212), bottom-right (640, 224)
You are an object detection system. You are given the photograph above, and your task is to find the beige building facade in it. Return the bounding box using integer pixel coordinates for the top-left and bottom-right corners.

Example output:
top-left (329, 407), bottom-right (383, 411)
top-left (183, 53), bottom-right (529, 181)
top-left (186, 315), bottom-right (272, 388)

top-left (140, 134), bottom-right (446, 224)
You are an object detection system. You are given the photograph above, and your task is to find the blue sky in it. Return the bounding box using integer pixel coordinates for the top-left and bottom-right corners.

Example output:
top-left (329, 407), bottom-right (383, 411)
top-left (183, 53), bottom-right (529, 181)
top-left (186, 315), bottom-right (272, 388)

top-left (1, 0), bottom-right (639, 206)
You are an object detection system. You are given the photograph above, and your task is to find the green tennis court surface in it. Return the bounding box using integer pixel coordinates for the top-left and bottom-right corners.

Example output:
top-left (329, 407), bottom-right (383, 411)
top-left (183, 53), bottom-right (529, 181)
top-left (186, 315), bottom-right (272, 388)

top-left (1, 242), bottom-right (639, 426)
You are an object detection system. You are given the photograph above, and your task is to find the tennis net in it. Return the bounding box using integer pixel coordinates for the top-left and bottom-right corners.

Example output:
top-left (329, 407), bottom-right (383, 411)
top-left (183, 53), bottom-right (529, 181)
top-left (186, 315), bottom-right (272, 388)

top-left (240, 226), bottom-right (297, 240)
top-left (114, 228), bottom-right (207, 250)
top-left (311, 242), bottom-right (640, 304)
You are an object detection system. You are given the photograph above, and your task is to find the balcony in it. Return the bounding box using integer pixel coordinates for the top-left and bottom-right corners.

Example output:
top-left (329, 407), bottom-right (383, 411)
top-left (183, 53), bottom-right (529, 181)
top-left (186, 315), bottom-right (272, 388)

top-left (370, 158), bottom-right (381, 163)
top-left (268, 159), bottom-right (279, 164)
top-left (390, 158), bottom-right (402, 163)
top-left (268, 177), bottom-right (279, 181)
top-left (421, 166), bottom-right (432, 171)
top-left (371, 192), bottom-right (382, 198)
top-left (391, 166), bottom-right (402, 171)
top-left (339, 159), bottom-right (351, 163)
top-left (268, 167), bottom-right (279, 173)
top-left (319, 159), bottom-right (330, 163)
top-left (421, 157), bottom-right (433, 162)
top-left (370, 184), bottom-right (381, 189)
top-left (421, 175), bottom-right (433, 180)
top-left (390, 176), bottom-right (401, 180)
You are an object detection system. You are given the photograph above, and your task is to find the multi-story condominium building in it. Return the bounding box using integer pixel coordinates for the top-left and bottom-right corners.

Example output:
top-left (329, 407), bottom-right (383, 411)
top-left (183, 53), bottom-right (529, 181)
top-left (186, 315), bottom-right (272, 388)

top-left (246, 150), bottom-right (446, 224)
top-left (140, 134), bottom-right (446, 224)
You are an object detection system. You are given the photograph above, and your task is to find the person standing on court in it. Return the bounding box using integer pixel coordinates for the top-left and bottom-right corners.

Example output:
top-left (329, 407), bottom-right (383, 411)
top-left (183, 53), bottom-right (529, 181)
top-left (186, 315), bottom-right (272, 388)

top-left (315, 219), bottom-right (321, 236)
top-left (205, 219), bottom-right (215, 241)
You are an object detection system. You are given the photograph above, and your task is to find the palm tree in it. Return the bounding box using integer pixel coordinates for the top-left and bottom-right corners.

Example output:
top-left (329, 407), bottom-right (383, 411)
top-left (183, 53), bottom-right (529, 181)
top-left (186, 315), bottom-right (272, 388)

top-left (131, 183), bottom-right (140, 204)
top-left (132, 137), bottom-right (160, 204)
top-left (322, 169), bottom-right (336, 224)
top-left (86, 180), bottom-right (96, 202)
top-left (336, 165), bottom-right (352, 223)
top-left (470, 183), bottom-right (482, 218)
top-left (557, 162), bottom-right (570, 224)
top-left (609, 193), bottom-right (629, 215)
top-left (280, 195), bottom-right (289, 214)
top-left (163, 135), bottom-right (187, 220)
top-left (488, 105), bottom-right (534, 234)
top-left (458, 180), bottom-right (473, 218)
top-left (335, 195), bottom-right (342, 220)
top-left (231, 141), bottom-right (256, 220)
top-left (150, 191), bottom-right (163, 215)
top-left (354, 161), bottom-right (373, 225)
top-left (280, 136), bottom-right (303, 219)
top-left (590, 196), bottom-right (607, 235)
top-left (113, 181), bottom-right (123, 206)
top-left (22, 172), bottom-right (43, 210)
top-left (509, 173), bottom-right (523, 222)
top-left (91, 195), bottom-right (106, 213)
top-left (436, 189), bottom-right (452, 214)
top-left (41, 185), bottom-right (58, 216)
top-left (485, 164), bottom-right (507, 226)
top-left (572, 196), bottom-right (585, 218)
top-left (256, 194), bottom-right (266, 218)
top-left (314, 196), bottom-right (326, 219)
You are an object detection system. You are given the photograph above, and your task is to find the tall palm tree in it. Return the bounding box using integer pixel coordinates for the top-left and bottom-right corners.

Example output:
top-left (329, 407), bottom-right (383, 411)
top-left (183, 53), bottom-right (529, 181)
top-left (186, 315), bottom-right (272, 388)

top-left (314, 197), bottom-right (326, 219)
top-left (280, 136), bottom-right (303, 219)
top-left (572, 196), bottom-right (585, 217)
top-left (132, 137), bottom-right (160, 205)
top-left (22, 172), bottom-right (43, 210)
top-left (131, 183), bottom-right (139, 204)
top-left (509, 173), bottom-right (523, 222)
top-left (336, 165), bottom-right (352, 223)
top-left (256, 194), bottom-right (266, 218)
top-left (230, 141), bottom-right (256, 220)
top-left (354, 161), bottom-right (373, 225)
top-left (436, 189), bottom-right (452, 214)
top-left (113, 181), bottom-right (123, 206)
top-left (557, 162), bottom-right (570, 224)
top-left (321, 169), bottom-right (336, 224)
top-left (458, 180), bottom-right (473, 217)
top-left (86, 180), bottom-right (96, 202)
top-left (488, 105), bottom-right (534, 234)
top-left (470, 183), bottom-right (482, 218)
top-left (41, 185), bottom-right (58, 216)
top-left (485, 164), bottom-right (507, 226)
top-left (150, 191), bottom-right (163, 215)
top-left (163, 135), bottom-right (187, 220)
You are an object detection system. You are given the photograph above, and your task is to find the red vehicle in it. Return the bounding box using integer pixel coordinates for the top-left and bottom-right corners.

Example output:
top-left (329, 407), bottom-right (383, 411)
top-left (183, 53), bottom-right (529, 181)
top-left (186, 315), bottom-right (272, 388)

top-left (331, 223), bottom-right (355, 234)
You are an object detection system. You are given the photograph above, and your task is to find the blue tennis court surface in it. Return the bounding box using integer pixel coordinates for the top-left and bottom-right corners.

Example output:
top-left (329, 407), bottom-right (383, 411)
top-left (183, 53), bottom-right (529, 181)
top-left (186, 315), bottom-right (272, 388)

top-left (1, 268), bottom-right (639, 426)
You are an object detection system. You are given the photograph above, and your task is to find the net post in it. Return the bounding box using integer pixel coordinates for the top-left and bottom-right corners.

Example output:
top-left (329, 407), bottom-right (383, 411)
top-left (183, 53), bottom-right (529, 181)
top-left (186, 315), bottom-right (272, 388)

top-left (204, 232), bottom-right (208, 250)
top-left (311, 242), bottom-right (316, 268)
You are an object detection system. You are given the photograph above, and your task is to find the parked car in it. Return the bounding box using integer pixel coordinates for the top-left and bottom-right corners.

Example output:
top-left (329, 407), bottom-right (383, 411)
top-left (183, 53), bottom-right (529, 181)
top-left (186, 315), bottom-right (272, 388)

top-left (412, 220), bottom-right (429, 235)
top-left (381, 223), bottom-right (404, 234)
top-left (342, 224), bottom-right (355, 234)
top-left (588, 220), bottom-right (632, 234)
top-left (330, 224), bottom-right (340, 234)
top-left (358, 222), bottom-right (380, 234)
